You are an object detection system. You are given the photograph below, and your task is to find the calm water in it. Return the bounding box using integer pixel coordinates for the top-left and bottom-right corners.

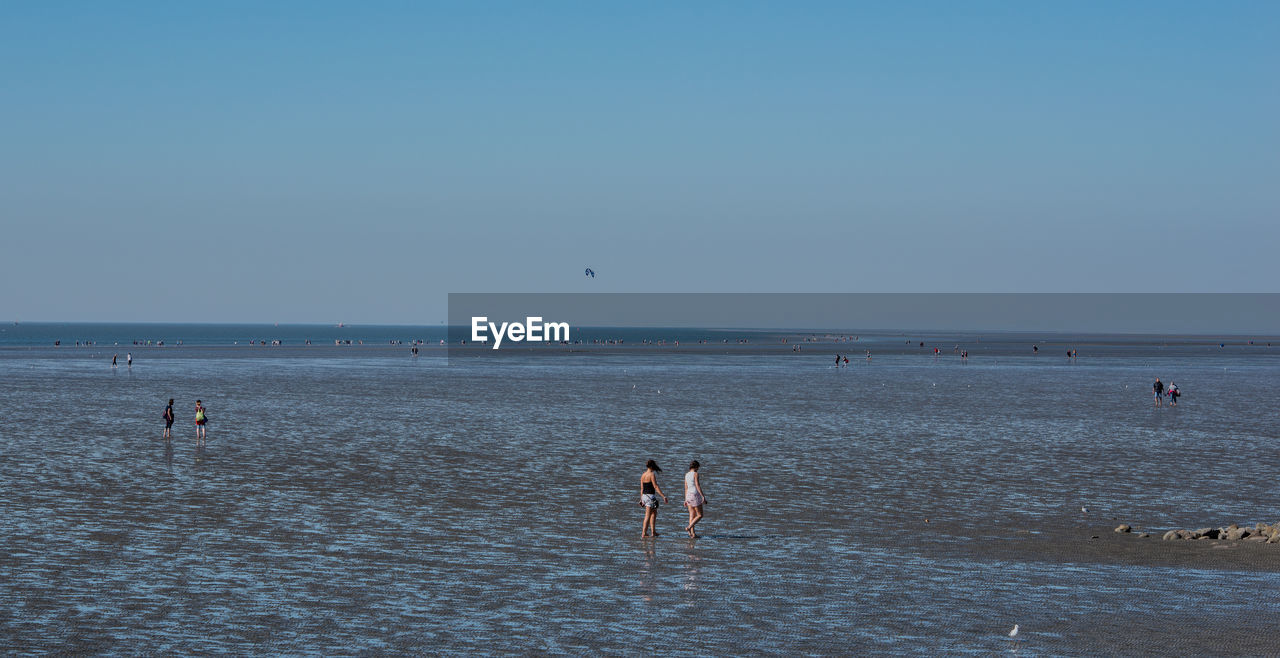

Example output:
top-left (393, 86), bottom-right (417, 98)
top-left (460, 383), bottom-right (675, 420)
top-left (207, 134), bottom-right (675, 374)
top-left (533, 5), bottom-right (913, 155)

top-left (2, 327), bottom-right (1279, 654)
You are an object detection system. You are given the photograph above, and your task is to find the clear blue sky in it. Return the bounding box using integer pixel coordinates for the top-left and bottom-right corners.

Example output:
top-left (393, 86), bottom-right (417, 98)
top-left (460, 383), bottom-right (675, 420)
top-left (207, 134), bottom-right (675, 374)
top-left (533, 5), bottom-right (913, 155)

top-left (2, 2), bottom-right (1276, 324)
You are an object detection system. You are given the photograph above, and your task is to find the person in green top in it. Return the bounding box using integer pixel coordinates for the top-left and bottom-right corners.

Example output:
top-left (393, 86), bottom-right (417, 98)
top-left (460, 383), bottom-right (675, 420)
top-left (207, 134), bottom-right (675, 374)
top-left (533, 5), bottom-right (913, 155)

top-left (195, 400), bottom-right (209, 443)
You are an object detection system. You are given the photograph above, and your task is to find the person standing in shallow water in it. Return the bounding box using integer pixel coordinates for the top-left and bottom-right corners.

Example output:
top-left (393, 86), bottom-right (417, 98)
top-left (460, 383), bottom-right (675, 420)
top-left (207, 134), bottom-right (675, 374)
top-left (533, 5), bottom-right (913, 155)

top-left (194, 400), bottom-right (208, 443)
top-left (640, 460), bottom-right (668, 537)
top-left (162, 398), bottom-right (174, 440)
top-left (1153, 378), bottom-right (1164, 407)
top-left (683, 460), bottom-right (707, 538)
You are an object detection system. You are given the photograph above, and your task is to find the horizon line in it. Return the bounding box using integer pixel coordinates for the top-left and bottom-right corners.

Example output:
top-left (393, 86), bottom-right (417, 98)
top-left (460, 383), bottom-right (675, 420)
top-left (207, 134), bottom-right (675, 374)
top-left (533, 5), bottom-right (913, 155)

top-left (5, 320), bottom-right (1279, 338)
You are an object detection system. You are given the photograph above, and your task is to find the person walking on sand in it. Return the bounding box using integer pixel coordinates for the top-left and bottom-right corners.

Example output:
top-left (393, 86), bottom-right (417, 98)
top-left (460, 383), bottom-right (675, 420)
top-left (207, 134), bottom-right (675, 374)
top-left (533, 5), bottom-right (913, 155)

top-left (112, 353), bottom-right (118, 368)
top-left (1153, 378), bottom-right (1164, 408)
top-left (683, 460), bottom-right (707, 538)
top-left (1168, 381), bottom-right (1180, 406)
top-left (640, 460), bottom-right (668, 537)
top-left (127, 352), bottom-right (132, 368)
top-left (162, 398), bottom-right (175, 439)
top-left (194, 400), bottom-right (209, 443)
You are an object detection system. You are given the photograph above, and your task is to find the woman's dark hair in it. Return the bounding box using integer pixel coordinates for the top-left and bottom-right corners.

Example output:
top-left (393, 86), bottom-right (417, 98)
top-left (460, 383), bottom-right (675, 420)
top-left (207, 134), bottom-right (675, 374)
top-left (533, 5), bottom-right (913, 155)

top-left (646, 459), bottom-right (661, 471)
top-left (689, 460), bottom-right (700, 471)
top-left (168, 398), bottom-right (174, 405)
top-left (196, 400), bottom-right (202, 405)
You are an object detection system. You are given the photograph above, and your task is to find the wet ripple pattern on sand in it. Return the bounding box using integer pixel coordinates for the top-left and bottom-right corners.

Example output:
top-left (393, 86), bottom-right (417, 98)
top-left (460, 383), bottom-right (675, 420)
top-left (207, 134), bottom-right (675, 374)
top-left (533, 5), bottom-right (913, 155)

top-left (1, 347), bottom-right (1279, 652)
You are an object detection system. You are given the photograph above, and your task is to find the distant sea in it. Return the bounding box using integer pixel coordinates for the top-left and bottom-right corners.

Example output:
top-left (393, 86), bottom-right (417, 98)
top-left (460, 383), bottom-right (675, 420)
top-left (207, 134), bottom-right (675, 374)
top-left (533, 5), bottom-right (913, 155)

top-left (2, 321), bottom-right (1275, 352)
top-left (2, 323), bottom-right (1279, 653)
top-left (0, 322), bottom-right (446, 348)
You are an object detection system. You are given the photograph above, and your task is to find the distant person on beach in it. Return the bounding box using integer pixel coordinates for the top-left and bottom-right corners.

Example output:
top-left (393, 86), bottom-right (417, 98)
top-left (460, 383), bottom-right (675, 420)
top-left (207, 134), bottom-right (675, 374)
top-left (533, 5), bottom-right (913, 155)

top-left (163, 398), bottom-right (174, 439)
top-left (683, 460), bottom-right (707, 538)
top-left (1168, 381), bottom-right (1180, 406)
top-left (195, 400), bottom-right (209, 442)
top-left (127, 352), bottom-right (132, 367)
top-left (112, 354), bottom-right (117, 368)
top-left (1153, 378), bottom-right (1164, 407)
top-left (640, 459), bottom-right (668, 537)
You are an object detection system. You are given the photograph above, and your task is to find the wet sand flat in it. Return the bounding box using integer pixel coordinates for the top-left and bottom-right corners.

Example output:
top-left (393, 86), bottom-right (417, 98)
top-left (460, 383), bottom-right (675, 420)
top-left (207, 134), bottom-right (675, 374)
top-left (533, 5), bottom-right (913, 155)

top-left (1, 340), bottom-right (1278, 653)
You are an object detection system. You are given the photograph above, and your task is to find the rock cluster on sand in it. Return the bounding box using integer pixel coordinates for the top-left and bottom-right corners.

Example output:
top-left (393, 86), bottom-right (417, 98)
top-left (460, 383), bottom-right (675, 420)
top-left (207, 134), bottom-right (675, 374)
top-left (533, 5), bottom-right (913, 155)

top-left (1153, 522), bottom-right (1280, 544)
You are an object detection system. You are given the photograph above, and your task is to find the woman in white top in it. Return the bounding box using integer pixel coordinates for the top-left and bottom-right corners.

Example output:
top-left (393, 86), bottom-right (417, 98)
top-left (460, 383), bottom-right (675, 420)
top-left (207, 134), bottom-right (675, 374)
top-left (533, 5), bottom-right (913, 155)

top-left (683, 460), bottom-right (707, 538)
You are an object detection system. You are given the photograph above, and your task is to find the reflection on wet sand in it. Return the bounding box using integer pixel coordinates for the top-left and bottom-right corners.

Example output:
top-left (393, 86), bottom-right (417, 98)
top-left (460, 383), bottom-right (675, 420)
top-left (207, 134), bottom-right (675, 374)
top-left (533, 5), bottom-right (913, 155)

top-left (681, 549), bottom-right (701, 592)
